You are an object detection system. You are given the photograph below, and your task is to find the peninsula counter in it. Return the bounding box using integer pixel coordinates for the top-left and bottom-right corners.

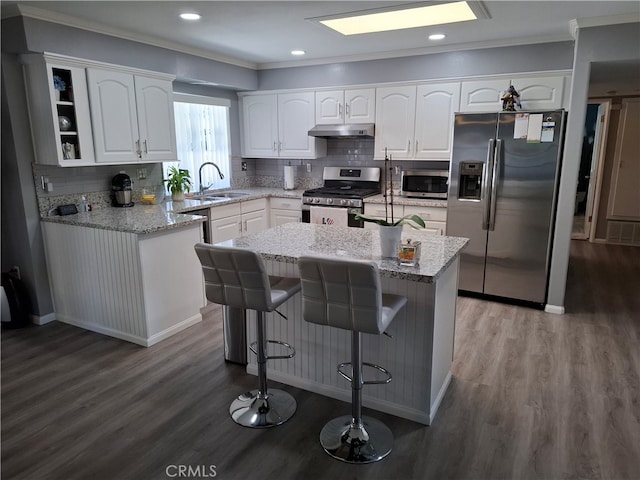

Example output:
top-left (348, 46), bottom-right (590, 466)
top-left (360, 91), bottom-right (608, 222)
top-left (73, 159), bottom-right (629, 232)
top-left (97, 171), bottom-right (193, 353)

top-left (223, 223), bottom-right (468, 425)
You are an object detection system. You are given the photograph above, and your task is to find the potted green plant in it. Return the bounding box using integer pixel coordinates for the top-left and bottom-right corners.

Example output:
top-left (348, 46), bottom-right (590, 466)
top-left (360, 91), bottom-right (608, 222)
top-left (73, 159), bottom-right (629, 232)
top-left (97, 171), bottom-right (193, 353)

top-left (354, 151), bottom-right (425, 257)
top-left (165, 166), bottom-right (192, 201)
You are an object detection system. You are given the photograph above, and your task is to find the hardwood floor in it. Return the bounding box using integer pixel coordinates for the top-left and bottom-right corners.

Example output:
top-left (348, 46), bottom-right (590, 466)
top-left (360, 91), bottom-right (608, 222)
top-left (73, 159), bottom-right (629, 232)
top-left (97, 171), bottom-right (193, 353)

top-left (2, 240), bottom-right (639, 480)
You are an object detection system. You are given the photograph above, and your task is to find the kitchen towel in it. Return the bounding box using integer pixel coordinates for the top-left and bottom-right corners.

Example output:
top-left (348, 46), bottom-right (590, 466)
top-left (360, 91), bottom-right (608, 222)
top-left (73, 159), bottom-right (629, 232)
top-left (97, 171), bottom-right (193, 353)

top-left (310, 206), bottom-right (348, 226)
top-left (284, 165), bottom-right (295, 190)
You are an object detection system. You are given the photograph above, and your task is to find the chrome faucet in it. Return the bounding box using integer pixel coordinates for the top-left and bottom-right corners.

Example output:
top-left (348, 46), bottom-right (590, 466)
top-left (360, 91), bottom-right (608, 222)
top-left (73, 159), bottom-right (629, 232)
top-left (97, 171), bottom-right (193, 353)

top-left (198, 162), bottom-right (225, 192)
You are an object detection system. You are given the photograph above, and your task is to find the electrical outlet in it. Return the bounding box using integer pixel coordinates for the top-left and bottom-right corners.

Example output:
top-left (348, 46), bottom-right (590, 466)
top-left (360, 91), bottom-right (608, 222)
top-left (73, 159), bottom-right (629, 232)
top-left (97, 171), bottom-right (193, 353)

top-left (241, 161), bottom-right (247, 171)
top-left (137, 168), bottom-right (147, 180)
top-left (10, 266), bottom-right (20, 279)
top-left (306, 163), bottom-right (312, 173)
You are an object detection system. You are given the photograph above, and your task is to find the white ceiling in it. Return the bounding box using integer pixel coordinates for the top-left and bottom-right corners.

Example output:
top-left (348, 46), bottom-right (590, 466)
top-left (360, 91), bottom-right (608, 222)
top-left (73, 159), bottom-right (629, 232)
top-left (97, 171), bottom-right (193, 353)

top-left (3, 1), bottom-right (639, 68)
top-left (2, 1), bottom-right (639, 94)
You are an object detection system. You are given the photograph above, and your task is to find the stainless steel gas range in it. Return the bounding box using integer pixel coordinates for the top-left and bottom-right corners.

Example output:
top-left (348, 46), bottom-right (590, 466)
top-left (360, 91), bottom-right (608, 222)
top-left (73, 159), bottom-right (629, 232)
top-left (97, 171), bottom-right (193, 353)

top-left (302, 167), bottom-right (381, 228)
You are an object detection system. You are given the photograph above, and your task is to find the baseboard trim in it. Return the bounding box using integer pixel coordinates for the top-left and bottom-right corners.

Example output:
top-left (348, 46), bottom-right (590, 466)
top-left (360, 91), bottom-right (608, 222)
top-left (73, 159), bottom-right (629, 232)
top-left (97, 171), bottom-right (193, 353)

top-left (32, 312), bottom-right (56, 325)
top-left (145, 314), bottom-right (202, 347)
top-left (430, 370), bottom-right (452, 421)
top-left (544, 304), bottom-right (565, 315)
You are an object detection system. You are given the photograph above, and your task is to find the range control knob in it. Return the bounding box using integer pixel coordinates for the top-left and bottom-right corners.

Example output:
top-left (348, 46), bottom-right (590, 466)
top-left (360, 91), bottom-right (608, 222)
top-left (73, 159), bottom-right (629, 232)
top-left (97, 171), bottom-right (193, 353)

top-left (340, 199), bottom-right (347, 206)
top-left (326, 198), bottom-right (333, 205)
top-left (313, 198), bottom-right (320, 204)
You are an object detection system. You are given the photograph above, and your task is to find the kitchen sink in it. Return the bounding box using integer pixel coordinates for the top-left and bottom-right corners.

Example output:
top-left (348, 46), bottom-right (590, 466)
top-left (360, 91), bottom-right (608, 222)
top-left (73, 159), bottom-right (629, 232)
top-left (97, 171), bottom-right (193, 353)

top-left (210, 192), bottom-right (249, 198)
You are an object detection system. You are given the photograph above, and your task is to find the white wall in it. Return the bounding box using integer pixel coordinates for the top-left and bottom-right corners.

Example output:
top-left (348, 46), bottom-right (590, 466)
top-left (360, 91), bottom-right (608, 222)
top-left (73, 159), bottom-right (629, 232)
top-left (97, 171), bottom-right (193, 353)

top-left (547, 22), bottom-right (640, 312)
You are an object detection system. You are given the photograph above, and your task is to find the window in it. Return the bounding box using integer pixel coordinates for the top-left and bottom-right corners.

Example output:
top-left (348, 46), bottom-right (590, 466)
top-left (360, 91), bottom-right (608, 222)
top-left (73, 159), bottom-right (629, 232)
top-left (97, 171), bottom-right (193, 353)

top-left (165, 93), bottom-right (231, 193)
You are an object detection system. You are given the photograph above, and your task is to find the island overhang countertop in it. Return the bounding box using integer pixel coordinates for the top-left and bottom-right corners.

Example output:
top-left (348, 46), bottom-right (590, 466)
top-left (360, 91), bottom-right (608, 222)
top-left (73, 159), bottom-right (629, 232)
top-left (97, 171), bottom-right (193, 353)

top-left (224, 222), bottom-right (468, 283)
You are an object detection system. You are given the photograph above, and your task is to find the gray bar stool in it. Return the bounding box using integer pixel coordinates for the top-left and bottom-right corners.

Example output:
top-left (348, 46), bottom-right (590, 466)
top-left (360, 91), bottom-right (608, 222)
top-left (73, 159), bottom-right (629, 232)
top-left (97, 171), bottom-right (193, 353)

top-left (297, 255), bottom-right (407, 463)
top-left (195, 243), bottom-right (300, 428)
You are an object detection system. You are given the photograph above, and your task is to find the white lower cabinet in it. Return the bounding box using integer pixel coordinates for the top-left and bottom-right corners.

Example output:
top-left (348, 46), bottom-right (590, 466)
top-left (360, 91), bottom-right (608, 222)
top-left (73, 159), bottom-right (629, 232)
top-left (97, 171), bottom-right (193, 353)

top-left (403, 205), bottom-right (447, 235)
top-left (364, 203), bottom-right (446, 235)
top-left (209, 199), bottom-right (268, 243)
top-left (270, 197), bottom-right (301, 226)
top-left (363, 204), bottom-right (397, 231)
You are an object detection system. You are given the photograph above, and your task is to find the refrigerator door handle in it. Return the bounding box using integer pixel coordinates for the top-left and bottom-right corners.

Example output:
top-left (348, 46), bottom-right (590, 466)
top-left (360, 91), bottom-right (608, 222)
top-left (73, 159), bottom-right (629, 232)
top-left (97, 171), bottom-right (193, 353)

top-left (482, 139), bottom-right (495, 230)
top-left (488, 139), bottom-right (502, 231)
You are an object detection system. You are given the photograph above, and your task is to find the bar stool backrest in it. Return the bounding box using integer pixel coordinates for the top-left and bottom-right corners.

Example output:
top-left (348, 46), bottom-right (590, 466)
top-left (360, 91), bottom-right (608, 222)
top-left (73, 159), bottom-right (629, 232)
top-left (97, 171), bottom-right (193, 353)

top-left (298, 255), bottom-right (386, 335)
top-left (195, 243), bottom-right (273, 311)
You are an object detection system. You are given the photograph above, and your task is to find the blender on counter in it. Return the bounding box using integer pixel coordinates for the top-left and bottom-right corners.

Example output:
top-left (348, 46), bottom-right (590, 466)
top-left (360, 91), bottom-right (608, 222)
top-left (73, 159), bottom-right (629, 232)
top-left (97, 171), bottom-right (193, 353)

top-left (111, 172), bottom-right (134, 207)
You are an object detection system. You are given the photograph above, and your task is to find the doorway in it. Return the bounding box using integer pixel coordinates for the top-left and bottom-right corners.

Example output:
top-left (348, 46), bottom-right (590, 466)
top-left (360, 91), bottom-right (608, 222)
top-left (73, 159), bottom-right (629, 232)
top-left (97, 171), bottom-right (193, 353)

top-left (572, 100), bottom-right (611, 240)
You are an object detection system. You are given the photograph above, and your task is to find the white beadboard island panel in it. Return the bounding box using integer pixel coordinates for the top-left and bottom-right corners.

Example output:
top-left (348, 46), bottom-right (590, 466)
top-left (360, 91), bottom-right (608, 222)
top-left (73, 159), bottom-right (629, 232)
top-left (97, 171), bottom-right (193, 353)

top-left (226, 223), bottom-right (468, 425)
top-left (42, 221), bottom-right (205, 346)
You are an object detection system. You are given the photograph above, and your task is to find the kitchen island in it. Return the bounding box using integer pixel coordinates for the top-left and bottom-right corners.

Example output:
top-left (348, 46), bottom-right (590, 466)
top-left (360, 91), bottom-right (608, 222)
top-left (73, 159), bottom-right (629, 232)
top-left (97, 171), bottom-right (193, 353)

top-left (224, 223), bottom-right (468, 425)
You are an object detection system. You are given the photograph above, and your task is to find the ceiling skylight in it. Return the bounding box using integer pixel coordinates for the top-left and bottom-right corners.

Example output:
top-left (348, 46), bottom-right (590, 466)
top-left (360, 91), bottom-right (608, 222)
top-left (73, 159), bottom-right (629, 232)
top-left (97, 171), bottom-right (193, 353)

top-left (316, 1), bottom-right (480, 36)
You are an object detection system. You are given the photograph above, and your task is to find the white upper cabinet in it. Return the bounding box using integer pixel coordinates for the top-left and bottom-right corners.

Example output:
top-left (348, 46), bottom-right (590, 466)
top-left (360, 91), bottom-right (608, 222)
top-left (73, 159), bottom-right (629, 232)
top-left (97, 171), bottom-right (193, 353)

top-left (21, 54), bottom-right (96, 166)
top-left (240, 94), bottom-right (279, 158)
top-left (134, 76), bottom-right (177, 161)
top-left (375, 82), bottom-right (460, 160)
top-left (515, 75), bottom-right (566, 111)
top-left (460, 75), bottom-right (566, 112)
top-left (414, 82), bottom-right (461, 160)
top-left (87, 68), bottom-right (176, 163)
top-left (278, 92), bottom-right (320, 157)
top-left (374, 85), bottom-right (417, 159)
top-left (315, 88), bottom-right (375, 124)
top-left (459, 79), bottom-right (506, 113)
top-left (240, 92), bottom-right (326, 159)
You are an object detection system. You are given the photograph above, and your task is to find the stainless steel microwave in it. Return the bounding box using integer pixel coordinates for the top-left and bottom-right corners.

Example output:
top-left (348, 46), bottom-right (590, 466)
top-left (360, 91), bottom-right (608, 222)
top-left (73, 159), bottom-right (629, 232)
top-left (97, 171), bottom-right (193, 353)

top-left (400, 170), bottom-right (449, 199)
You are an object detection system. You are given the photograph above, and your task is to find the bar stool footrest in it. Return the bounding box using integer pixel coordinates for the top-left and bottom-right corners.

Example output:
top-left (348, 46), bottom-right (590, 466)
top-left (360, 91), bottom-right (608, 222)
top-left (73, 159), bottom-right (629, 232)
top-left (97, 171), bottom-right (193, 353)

top-left (337, 362), bottom-right (392, 385)
top-left (249, 340), bottom-right (296, 360)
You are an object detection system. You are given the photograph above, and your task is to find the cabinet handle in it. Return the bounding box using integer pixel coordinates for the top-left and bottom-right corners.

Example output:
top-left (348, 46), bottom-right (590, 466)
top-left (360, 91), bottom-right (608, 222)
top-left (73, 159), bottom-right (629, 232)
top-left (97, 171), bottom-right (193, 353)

top-left (279, 141), bottom-right (282, 152)
top-left (238, 222), bottom-right (243, 234)
top-left (339, 103), bottom-right (343, 116)
top-left (273, 141), bottom-right (277, 152)
top-left (243, 220), bottom-right (248, 232)
top-left (135, 140), bottom-right (142, 158)
top-left (345, 103), bottom-right (350, 117)
top-left (143, 140), bottom-right (148, 154)
top-left (407, 140), bottom-right (411, 152)
top-left (415, 140), bottom-right (418, 155)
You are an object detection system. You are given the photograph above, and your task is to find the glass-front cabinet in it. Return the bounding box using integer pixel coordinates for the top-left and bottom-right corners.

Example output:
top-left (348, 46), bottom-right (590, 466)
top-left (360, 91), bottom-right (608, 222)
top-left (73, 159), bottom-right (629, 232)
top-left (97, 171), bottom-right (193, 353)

top-left (22, 53), bottom-right (96, 166)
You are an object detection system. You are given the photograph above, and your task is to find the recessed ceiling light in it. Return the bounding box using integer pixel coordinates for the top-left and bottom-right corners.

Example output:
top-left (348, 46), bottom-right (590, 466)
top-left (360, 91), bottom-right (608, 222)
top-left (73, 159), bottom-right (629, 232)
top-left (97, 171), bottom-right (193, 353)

top-left (429, 34), bottom-right (446, 40)
top-left (291, 50), bottom-right (306, 56)
top-left (179, 13), bottom-right (201, 21)
top-left (315, 1), bottom-right (480, 36)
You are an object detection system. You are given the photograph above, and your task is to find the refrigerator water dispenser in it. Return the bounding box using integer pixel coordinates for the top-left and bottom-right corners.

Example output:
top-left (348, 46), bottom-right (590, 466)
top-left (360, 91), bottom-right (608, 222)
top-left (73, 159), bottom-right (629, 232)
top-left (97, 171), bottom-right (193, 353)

top-left (459, 162), bottom-right (483, 200)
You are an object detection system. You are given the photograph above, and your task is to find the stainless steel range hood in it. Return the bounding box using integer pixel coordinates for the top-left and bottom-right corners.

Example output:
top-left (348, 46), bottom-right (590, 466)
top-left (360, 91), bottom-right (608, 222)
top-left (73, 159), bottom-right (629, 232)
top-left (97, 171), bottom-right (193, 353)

top-left (308, 123), bottom-right (375, 138)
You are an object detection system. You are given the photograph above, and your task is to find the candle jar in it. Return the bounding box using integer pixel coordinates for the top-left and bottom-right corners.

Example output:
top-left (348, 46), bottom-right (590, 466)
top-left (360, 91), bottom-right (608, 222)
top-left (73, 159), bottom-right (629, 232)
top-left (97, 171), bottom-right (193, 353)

top-left (397, 240), bottom-right (421, 267)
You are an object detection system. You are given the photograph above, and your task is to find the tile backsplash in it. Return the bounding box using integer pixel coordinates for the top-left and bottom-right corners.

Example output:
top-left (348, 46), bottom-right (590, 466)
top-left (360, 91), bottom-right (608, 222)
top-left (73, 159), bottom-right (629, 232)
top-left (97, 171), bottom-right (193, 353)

top-left (32, 138), bottom-right (447, 216)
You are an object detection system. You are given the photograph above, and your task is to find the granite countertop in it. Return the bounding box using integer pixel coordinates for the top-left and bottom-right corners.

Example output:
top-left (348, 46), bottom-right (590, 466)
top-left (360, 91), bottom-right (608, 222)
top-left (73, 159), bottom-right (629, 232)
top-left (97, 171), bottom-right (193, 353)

top-left (41, 188), bottom-right (306, 235)
top-left (40, 187), bottom-right (444, 235)
top-left (226, 222), bottom-right (468, 283)
top-left (365, 192), bottom-right (448, 208)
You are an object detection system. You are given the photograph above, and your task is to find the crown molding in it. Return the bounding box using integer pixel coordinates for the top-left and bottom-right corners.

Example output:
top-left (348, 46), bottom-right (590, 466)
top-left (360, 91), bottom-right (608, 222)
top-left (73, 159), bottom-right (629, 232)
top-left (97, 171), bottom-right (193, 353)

top-left (10, 4), bottom-right (259, 71)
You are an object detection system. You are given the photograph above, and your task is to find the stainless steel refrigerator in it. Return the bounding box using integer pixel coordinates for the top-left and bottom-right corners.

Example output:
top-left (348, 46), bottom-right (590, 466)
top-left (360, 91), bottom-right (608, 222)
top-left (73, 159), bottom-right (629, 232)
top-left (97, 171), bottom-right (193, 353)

top-left (447, 110), bottom-right (566, 305)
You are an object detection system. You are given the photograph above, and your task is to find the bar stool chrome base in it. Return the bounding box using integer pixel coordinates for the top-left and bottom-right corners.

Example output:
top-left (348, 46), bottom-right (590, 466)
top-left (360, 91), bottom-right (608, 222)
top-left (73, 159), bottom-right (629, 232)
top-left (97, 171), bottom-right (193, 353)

top-left (319, 415), bottom-right (393, 464)
top-left (230, 389), bottom-right (296, 428)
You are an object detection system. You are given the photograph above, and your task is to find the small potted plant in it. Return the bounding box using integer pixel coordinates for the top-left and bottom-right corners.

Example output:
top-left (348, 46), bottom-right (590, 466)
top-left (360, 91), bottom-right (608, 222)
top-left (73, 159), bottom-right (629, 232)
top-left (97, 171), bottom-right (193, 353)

top-left (165, 166), bottom-right (192, 201)
top-left (53, 75), bottom-right (66, 101)
top-left (354, 150), bottom-right (425, 257)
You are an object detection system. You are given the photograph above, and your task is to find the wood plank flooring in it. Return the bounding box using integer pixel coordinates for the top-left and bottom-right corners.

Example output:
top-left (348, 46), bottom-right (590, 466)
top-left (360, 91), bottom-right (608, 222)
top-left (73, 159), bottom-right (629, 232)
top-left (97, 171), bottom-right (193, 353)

top-left (2, 240), bottom-right (639, 480)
